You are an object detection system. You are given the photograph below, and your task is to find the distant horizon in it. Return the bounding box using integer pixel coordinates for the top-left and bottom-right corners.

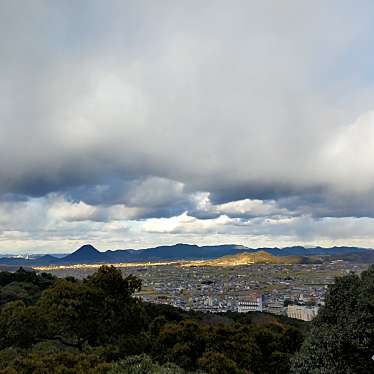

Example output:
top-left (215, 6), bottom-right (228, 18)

top-left (1, 242), bottom-right (373, 257)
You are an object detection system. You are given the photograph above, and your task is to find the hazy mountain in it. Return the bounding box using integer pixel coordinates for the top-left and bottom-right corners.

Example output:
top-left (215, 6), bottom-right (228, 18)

top-left (0, 244), bottom-right (372, 266)
top-left (328, 251), bottom-right (374, 263)
top-left (105, 243), bottom-right (251, 263)
top-left (34, 254), bottom-right (60, 265)
top-left (264, 246), bottom-right (370, 256)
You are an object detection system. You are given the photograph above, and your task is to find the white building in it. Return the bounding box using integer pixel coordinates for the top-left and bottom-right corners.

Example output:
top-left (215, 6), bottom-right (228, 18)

top-left (204, 296), bottom-right (213, 307)
top-left (287, 305), bottom-right (319, 321)
top-left (238, 294), bottom-right (263, 313)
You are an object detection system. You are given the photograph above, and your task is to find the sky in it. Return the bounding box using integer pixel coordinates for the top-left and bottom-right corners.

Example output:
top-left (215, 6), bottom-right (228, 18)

top-left (1, 1), bottom-right (374, 254)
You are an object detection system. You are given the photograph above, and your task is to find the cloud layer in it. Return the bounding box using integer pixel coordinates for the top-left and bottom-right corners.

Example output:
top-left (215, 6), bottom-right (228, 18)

top-left (1, 1), bottom-right (374, 252)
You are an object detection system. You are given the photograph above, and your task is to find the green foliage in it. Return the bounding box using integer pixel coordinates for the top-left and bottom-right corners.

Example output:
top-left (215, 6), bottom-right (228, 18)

top-left (86, 266), bottom-right (142, 300)
top-left (0, 281), bottom-right (41, 305)
top-left (0, 351), bottom-right (111, 374)
top-left (109, 354), bottom-right (187, 374)
top-left (0, 347), bottom-right (19, 370)
top-left (291, 265), bottom-right (374, 374)
top-left (0, 266), bottom-right (306, 373)
top-left (0, 301), bottom-right (45, 349)
top-left (150, 317), bottom-right (302, 373)
top-left (0, 268), bottom-right (55, 288)
top-left (0, 268), bottom-right (55, 306)
top-left (198, 351), bottom-right (247, 374)
top-left (37, 278), bottom-right (101, 349)
top-left (35, 266), bottom-right (147, 350)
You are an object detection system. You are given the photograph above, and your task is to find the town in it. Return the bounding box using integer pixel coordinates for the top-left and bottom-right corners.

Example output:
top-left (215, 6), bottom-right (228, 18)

top-left (40, 260), bottom-right (368, 321)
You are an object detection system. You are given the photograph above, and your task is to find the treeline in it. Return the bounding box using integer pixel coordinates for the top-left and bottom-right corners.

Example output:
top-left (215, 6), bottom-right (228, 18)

top-left (0, 265), bottom-right (373, 373)
top-left (291, 265), bottom-right (374, 373)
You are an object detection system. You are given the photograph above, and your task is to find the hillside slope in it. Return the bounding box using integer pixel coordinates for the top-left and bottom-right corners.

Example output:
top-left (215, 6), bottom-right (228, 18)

top-left (197, 251), bottom-right (316, 266)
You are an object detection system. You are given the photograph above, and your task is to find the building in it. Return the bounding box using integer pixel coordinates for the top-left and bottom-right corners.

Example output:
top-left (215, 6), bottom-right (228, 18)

top-left (265, 301), bottom-right (286, 316)
top-left (287, 304), bottom-right (319, 321)
top-left (237, 293), bottom-right (263, 313)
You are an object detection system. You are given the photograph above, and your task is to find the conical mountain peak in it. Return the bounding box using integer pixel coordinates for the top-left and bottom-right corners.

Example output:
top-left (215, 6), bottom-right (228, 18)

top-left (75, 244), bottom-right (100, 254)
top-left (61, 244), bottom-right (106, 263)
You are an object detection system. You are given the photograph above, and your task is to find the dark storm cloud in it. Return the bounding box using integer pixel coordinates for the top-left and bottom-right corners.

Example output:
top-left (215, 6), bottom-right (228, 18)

top-left (2, 1), bottom-right (374, 252)
top-left (65, 176), bottom-right (193, 219)
top-left (278, 189), bottom-right (374, 219)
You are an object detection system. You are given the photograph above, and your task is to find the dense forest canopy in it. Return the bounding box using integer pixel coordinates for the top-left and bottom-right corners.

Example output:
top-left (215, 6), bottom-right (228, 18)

top-left (0, 265), bottom-right (373, 373)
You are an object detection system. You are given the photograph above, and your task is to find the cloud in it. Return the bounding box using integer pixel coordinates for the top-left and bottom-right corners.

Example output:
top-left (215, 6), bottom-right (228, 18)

top-left (142, 212), bottom-right (374, 247)
top-left (192, 192), bottom-right (291, 218)
top-left (322, 111), bottom-right (374, 193)
top-left (142, 212), bottom-right (238, 234)
top-left (1, 1), bottom-right (374, 252)
top-left (1, 193), bottom-right (374, 253)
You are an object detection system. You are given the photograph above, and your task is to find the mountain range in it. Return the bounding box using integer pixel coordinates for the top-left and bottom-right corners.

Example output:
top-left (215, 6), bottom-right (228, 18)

top-left (0, 243), bottom-right (373, 267)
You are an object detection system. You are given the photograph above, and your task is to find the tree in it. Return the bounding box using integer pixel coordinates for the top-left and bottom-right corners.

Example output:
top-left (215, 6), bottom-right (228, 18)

top-left (197, 351), bottom-right (247, 374)
top-left (109, 354), bottom-right (187, 374)
top-left (0, 351), bottom-right (111, 374)
top-left (0, 266), bottom-right (306, 373)
top-left (291, 265), bottom-right (374, 373)
top-left (154, 320), bottom-right (207, 370)
top-left (0, 268), bottom-right (55, 306)
top-left (0, 301), bottom-right (45, 349)
top-left (36, 266), bottom-right (145, 350)
top-left (0, 281), bottom-right (41, 305)
top-left (85, 266), bottom-right (141, 301)
top-left (37, 278), bottom-right (101, 349)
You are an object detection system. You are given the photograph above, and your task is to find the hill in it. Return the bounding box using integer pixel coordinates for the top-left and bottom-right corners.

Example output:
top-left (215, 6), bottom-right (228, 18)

top-left (59, 244), bottom-right (107, 264)
top-left (265, 245), bottom-right (370, 256)
top-left (193, 251), bottom-right (316, 266)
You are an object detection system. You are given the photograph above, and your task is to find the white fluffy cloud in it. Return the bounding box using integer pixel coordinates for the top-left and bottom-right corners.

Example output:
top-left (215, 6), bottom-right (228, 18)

top-left (142, 212), bottom-right (237, 234)
top-left (2, 193), bottom-right (374, 253)
top-left (192, 192), bottom-right (290, 217)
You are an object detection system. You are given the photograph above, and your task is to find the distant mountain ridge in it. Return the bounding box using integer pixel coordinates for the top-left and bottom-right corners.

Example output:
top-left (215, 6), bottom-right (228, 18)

top-left (0, 243), bottom-right (373, 266)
